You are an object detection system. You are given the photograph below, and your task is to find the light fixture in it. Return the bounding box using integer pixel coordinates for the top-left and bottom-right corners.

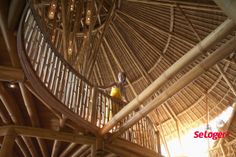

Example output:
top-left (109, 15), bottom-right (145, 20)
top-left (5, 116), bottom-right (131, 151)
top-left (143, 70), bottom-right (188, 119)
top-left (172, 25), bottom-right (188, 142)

top-left (8, 82), bottom-right (17, 89)
top-left (68, 40), bottom-right (73, 56)
top-left (85, 10), bottom-right (91, 25)
top-left (48, 1), bottom-right (57, 19)
top-left (216, 119), bottom-right (225, 128)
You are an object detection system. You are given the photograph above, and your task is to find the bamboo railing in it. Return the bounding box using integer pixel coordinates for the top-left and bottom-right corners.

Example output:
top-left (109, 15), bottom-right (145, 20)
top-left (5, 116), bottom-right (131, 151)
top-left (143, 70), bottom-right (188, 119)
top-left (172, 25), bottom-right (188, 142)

top-left (17, 3), bottom-right (159, 153)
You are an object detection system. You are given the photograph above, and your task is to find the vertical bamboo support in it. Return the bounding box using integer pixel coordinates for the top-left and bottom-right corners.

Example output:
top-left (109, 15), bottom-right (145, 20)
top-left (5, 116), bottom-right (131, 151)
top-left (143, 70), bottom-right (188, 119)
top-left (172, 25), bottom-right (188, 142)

top-left (96, 137), bottom-right (103, 157)
top-left (91, 87), bottom-right (98, 124)
top-left (91, 145), bottom-right (96, 157)
top-left (155, 131), bottom-right (161, 154)
top-left (0, 128), bottom-right (17, 157)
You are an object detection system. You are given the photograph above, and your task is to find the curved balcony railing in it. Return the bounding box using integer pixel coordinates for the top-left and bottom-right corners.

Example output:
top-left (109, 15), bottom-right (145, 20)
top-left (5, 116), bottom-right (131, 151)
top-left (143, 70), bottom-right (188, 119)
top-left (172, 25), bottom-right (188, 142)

top-left (17, 3), bottom-right (159, 153)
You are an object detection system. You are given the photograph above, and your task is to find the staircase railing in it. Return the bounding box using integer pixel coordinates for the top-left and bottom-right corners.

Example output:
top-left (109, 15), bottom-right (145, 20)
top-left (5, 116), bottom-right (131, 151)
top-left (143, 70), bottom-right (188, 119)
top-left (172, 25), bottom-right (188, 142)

top-left (17, 2), bottom-right (160, 153)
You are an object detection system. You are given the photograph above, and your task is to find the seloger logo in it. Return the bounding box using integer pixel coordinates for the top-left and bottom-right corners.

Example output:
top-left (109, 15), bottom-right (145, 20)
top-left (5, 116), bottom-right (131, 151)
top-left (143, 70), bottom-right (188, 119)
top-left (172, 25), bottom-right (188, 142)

top-left (194, 131), bottom-right (230, 140)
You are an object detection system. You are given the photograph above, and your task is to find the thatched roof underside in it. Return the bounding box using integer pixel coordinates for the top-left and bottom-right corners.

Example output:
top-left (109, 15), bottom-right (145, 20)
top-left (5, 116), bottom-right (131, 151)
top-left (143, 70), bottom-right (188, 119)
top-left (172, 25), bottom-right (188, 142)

top-left (87, 1), bottom-right (236, 141)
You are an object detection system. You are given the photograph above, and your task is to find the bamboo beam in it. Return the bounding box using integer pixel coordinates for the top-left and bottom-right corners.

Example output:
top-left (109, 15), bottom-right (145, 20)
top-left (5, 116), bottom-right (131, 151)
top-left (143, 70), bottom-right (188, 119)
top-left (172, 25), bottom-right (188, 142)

top-left (109, 33), bottom-right (236, 140)
top-left (156, 110), bottom-right (171, 157)
top-left (105, 153), bottom-right (117, 157)
top-left (175, 57), bottom-right (232, 119)
top-left (116, 13), bottom-right (163, 57)
top-left (0, 66), bottom-right (24, 82)
top-left (8, 0), bottom-right (26, 30)
top-left (213, 0), bottom-right (236, 24)
top-left (80, 147), bottom-right (91, 157)
top-left (110, 138), bottom-right (159, 157)
top-left (127, 0), bottom-right (222, 12)
top-left (0, 1), bottom-right (20, 67)
top-left (216, 64), bottom-right (236, 96)
top-left (0, 126), bottom-right (95, 144)
top-left (19, 83), bottom-right (49, 157)
top-left (91, 145), bottom-right (96, 157)
top-left (71, 145), bottom-right (90, 157)
top-left (105, 145), bottom-right (141, 157)
top-left (61, 0), bottom-right (68, 60)
top-left (176, 4), bottom-right (201, 41)
top-left (100, 18), bottom-right (236, 135)
top-left (24, 81), bottom-right (61, 119)
top-left (155, 131), bottom-right (161, 154)
top-left (0, 128), bottom-right (16, 157)
top-left (0, 82), bottom-right (24, 124)
top-left (15, 139), bottom-right (31, 157)
top-left (101, 44), bottom-right (117, 82)
top-left (116, 10), bottom-right (195, 47)
top-left (162, 6), bottom-right (174, 54)
top-left (19, 83), bottom-right (40, 126)
top-left (51, 117), bottom-right (66, 157)
top-left (59, 143), bottom-right (77, 157)
top-left (96, 136), bottom-right (103, 157)
top-left (86, 0), bottom-right (117, 78)
top-left (220, 143), bottom-right (226, 157)
top-left (110, 23), bottom-right (151, 83)
top-left (0, 102), bottom-right (30, 157)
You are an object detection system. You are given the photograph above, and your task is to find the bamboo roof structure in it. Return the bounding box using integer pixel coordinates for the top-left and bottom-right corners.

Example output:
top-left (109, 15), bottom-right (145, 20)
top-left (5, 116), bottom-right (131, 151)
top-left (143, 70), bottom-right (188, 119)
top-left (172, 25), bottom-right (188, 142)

top-left (0, 0), bottom-right (236, 156)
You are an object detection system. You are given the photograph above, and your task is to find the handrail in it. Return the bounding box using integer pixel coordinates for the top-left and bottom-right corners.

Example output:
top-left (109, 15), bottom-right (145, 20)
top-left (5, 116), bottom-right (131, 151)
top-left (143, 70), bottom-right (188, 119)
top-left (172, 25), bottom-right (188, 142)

top-left (17, 2), bottom-right (159, 152)
top-left (17, 2), bottom-right (127, 133)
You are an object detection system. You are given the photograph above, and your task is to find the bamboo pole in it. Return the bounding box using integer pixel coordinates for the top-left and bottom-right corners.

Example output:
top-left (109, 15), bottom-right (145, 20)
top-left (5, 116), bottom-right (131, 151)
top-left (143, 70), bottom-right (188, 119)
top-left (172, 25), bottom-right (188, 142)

top-left (8, 0), bottom-right (26, 30)
top-left (0, 125), bottom-right (95, 144)
top-left (100, 18), bottom-right (236, 135)
top-left (213, 0), bottom-right (236, 24)
top-left (216, 64), bottom-right (236, 96)
top-left (220, 143), bottom-right (226, 157)
top-left (0, 104), bottom-right (30, 157)
top-left (0, 128), bottom-right (16, 157)
top-left (155, 131), bottom-right (161, 154)
top-left (96, 136), bottom-right (103, 157)
top-left (105, 144), bottom-right (142, 157)
top-left (71, 145), bottom-right (90, 157)
top-left (59, 143), bottom-right (77, 157)
top-left (109, 33), bottom-right (236, 140)
top-left (0, 1), bottom-right (20, 67)
top-left (19, 83), bottom-right (49, 157)
top-left (60, 0), bottom-right (68, 60)
top-left (0, 66), bottom-right (24, 82)
top-left (51, 117), bottom-right (66, 157)
top-left (104, 153), bottom-right (117, 157)
top-left (91, 145), bottom-right (96, 157)
top-left (127, 0), bottom-right (222, 12)
top-left (0, 82), bottom-right (24, 124)
top-left (110, 138), bottom-right (159, 157)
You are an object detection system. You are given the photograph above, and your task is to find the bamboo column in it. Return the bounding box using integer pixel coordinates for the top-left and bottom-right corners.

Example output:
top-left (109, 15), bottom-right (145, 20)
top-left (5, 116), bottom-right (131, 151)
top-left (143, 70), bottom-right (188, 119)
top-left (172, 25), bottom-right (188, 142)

top-left (19, 83), bottom-right (49, 157)
top-left (96, 136), bottom-right (104, 157)
top-left (51, 117), bottom-right (66, 157)
top-left (109, 32), bottom-right (236, 140)
top-left (0, 128), bottom-right (16, 157)
top-left (155, 131), bottom-right (161, 155)
top-left (91, 145), bottom-right (96, 157)
top-left (91, 87), bottom-right (98, 125)
top-left (100, 18), bottom-right (236, 135)
top-left (0, 1), bottom-right (20, 67)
